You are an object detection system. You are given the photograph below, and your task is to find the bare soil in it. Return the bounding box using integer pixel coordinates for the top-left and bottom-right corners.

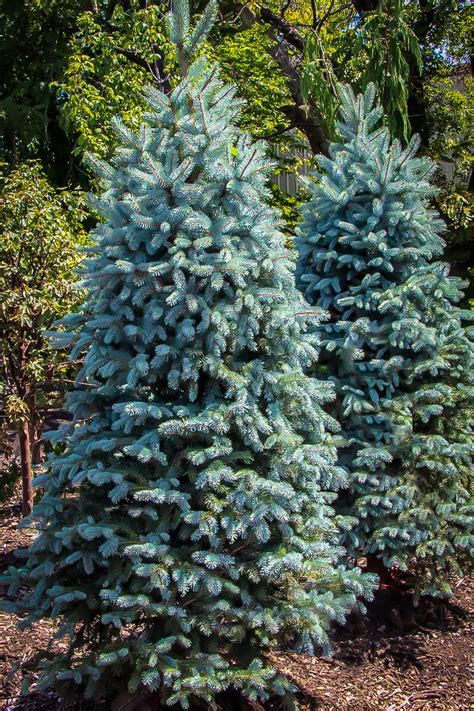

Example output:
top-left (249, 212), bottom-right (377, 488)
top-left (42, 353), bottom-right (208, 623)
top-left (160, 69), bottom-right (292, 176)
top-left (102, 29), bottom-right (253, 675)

top-left (1, 495), bottom-right (472, 711)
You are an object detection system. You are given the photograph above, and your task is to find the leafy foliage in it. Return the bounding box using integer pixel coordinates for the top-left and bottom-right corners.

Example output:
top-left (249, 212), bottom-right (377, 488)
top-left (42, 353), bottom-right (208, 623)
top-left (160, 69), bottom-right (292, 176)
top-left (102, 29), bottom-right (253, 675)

top-left (0, 160), bottom-right (87, 512)
top-left (0, 0), bottom-right (85, 178)
top-left (301, 30), bottom-right (339, 139)
top-left (0, 161), bottom-right (86, 422)
top-left (356, 0), bottom-right (422, 142)
top-left (59, 3), bottom-right (172, 161)
top-left (209, 22), bottom-right (292, 143)
top-left (429, 74), bottom-right (474, 306)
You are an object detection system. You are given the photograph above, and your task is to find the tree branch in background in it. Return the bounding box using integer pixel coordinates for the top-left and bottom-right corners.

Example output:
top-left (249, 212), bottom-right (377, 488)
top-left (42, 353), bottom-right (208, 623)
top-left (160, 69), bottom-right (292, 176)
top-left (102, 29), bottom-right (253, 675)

top-left (310, 0), bottom-right (318, 29)
top-left (113, 44), bottom-right (170, 92)
top-left (240, 5), bottom-right (330, 155)
top-left (317, 1), bottom-right (352, 30)
top-left (259, 7), bottom-right (304, 51)
top-left (280, 0), bottom-right (292, 18)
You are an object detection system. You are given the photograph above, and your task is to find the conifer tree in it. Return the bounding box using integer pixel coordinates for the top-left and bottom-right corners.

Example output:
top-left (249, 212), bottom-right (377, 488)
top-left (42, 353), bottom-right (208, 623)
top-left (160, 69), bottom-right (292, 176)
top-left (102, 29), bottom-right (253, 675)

top-left (297, 84), bottom-right (474, 597)
top-left (2, 6), bottom-right (374, 707)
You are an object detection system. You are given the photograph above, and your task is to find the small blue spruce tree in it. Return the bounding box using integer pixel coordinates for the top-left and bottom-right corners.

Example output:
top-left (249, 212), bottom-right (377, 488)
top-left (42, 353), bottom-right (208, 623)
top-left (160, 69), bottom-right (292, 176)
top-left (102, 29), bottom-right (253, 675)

top-left (2, 7), bottom-right (374, 707)
top-left (296, 84), bottom-right (473, 597)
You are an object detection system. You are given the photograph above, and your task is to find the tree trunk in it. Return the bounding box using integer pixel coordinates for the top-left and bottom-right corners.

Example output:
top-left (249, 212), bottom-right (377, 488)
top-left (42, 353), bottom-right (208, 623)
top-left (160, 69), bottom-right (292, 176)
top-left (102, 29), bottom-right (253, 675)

top-left (18, 420), bottom-right (33, 516)
top-left (31, 426), bottom-right (43, 465)
top-left (30, 413), bottom-right (43, 466)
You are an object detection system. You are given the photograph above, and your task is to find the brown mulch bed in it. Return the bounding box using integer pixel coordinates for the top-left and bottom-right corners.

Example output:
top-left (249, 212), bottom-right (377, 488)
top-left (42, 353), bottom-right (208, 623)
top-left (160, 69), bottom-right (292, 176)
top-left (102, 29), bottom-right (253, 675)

top-left (270, 579), bottom-right (473, 710)
top-left (1, 494), bottom-right (472, 710)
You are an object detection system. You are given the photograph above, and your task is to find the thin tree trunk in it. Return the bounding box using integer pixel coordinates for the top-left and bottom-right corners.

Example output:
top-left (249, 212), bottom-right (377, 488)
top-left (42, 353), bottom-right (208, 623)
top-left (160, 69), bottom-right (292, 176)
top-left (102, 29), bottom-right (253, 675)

top-left (31, 424), bottom-right (43, 465)
top-left (18, 420), bottom-right (33, 516)
top-left (29, 406), bottom-right (43, 466)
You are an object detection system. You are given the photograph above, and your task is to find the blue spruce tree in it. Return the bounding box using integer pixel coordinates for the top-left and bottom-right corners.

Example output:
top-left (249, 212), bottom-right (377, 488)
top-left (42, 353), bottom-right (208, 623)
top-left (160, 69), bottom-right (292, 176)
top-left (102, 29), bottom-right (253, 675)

top-left (2, 6), bottom-right (374, 707)
top-left (296, 84), bottom-right (473, 597)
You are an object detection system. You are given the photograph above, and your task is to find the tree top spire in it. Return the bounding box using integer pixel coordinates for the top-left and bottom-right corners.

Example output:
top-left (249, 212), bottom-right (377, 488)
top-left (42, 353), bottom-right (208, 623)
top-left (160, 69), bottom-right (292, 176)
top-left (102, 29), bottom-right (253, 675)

top-left (167, 0), bottom-right (218, 74)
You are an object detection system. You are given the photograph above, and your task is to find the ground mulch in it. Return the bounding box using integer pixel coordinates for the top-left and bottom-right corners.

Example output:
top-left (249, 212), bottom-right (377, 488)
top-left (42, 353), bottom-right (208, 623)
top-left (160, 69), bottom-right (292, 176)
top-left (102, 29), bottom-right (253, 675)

top-left (270, 580), bottom-right (473, 710)
top-left (1, 494), bottom-right (472, 710)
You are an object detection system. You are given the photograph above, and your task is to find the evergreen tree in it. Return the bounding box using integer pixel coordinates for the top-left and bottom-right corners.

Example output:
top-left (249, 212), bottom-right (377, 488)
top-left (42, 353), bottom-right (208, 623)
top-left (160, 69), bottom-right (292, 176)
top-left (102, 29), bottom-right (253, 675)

top-left (296, 84), bottom-right (474, 597)
top-left (2, 6), bottom-right (374, 707)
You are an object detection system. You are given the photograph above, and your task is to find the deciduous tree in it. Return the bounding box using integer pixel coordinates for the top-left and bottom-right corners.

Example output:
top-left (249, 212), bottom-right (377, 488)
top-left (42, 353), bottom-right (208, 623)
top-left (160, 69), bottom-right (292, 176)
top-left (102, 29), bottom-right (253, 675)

top-left (0, 161), bottom-right (86, 514)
